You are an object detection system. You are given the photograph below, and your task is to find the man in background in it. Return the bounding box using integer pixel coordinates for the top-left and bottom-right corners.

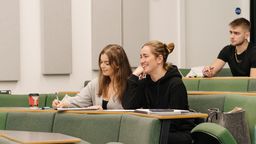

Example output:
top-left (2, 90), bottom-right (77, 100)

top-left (203, 17), bottom-right (256, 77)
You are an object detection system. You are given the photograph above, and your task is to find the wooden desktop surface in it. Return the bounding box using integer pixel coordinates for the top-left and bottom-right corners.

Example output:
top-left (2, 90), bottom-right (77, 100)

top-left (0, 108), bottom-right (207, 144)
top-left (182, 76), bottom-right (256, 80)
top-left (188, 91), bottom-right (256, 96)
top-left (0, 130), bottom-right (81, 144)
top-left (56, 109), bottom-right (207, 119)
top-left (132, 112), bottom-right (207, 119)
top-left (0, 107), bottom-right (207, 120)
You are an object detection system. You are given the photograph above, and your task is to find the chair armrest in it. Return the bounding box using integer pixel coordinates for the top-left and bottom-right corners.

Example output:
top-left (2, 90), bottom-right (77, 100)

top-left (191, 122), bottom-right (237, 144)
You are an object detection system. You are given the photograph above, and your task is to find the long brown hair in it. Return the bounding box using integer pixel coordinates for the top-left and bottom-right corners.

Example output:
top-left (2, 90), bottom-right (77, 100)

top-left (98, 44), bottom-right (132, 101)
top-left (142, 40), bottom-right (175, 70)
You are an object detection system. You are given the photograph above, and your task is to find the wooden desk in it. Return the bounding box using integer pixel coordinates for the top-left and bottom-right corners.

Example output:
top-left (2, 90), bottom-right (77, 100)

top-left (138, 112), bottom-right (207, 144)
top-left (58, 110), bottom-right (207, 144)
top-left (188, 91), bottom-right (256, 96)
top-left (0, 108), bottom-right (207, 144)
top-left (0, 107), bottom-right (56, 113)
top-left (183, 76), bottom-right (256, 80)
top-left (0, 130), bottom-right (81, 144)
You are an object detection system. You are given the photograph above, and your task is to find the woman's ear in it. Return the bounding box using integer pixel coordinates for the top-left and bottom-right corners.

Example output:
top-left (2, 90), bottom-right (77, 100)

top-left (156, 55), bottom-right (164, 64)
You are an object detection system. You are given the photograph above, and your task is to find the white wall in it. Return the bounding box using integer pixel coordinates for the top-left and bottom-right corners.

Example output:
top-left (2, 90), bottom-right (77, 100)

top-left (184, 0), bottom-right (250, 67)
top-left (149, 0), bottom-right (184, 67)
top-left (0, 0), bottom-right (250, 93)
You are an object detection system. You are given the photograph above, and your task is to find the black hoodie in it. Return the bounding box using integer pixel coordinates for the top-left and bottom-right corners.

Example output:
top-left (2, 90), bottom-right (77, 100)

top-left (122, 65), bottom-right (194, 131)
top-left (122, 65), bottom-right (188, 110)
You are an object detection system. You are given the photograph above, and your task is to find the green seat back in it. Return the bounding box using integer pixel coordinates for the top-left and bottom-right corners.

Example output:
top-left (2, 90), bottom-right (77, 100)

top-left (223, 95), bottom-right (256, 143)
top-left (45, 94), bottom-right (58, 107)
top-left (179, 68), bottom-right (191, 77)
top-left (38, 94), bottom-right (48, 108)
top-left (183, 79), bottom-right (199, 91)
top-left (53, 113), bottom-right (122, 144)
top-left (199, 79), bottom-right (248, 92)
top-left (5, 112), bottom-right (55, 132)
top-left (188, 95), bottom-right (225, 113)
top-left (216, 68), bottom-right (232, 77)
top-left (0, 94), bottom-right (46, 108)
top-left (248, 79), bottom-right (256, 92)
top-left (0, 112), bottom-right (7, 130)
top-left (191, 122), bottom-right (237, 144)
top-left (45, 94), bottom-right (68, 107)
top-left (118, 114), bottom-right (160, 144)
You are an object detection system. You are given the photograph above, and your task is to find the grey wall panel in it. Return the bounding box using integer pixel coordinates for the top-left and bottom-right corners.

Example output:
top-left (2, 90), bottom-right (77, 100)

top-left (0, 0), bottom-right (20, 81)
top-left (41, 0), bottom-right (72, 74)
top-left (91, 0), bottom-right (149, 69)
top-left (185, 0), bottom-right (247, 67)
top-left (122, 0), bottom-right (149, 67)
top-left (91, 0), bottom-right (122, 70)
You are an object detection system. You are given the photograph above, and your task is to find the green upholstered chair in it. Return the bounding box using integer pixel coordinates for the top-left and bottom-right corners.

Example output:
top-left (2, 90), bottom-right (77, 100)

top-left (191, 122), bottom-right (237, 144)
top-left (188, 94), bottom-right (225, 113)
top-left (53, 113), bottom-right (161, 144)
top-left (216, 68), bottom-right (232, 77)
top-left (45, 93), bottom-right (62, 107)
top-left (189, 94), bottom-right (256, 143)
top-left (53, 113), bottom-right (122, 144)
top-left (183, 79), bottom-right (200, 91)
top-left (223, 95), bottom-right (256, 143)
top-left (248, 79), bottom-right (256, 92)
top-left (198, 79), bottom-right (248, 92)
top-left (45, 93), bottom-right (76, 107)
top-left (0, 94), bottom-right (47, 108)
top-left (5, 112), bottom-right (55, 132)
top-left (118, 114), bottom-right (160, 144)
top-left (179, 68), bottom-right (191, 77)
top-left (0, 112), bottom-right (7, 130)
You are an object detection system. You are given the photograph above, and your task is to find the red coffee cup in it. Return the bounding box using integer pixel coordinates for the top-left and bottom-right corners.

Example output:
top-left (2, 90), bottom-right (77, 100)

top-left (28, 93), bottom-right (39, 107)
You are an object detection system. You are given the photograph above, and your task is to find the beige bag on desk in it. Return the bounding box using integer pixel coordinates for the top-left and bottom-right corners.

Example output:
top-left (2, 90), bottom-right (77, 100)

top-left (207, 107), bottom-right (251, 144)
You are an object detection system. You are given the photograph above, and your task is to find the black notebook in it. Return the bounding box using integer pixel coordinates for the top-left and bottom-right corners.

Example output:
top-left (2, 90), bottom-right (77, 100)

top-left (134, 109), bottom-right (189, 115)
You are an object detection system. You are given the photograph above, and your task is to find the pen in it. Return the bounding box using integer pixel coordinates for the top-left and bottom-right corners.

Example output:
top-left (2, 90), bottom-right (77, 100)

top-left (56, 95), bottom-right (60, 102)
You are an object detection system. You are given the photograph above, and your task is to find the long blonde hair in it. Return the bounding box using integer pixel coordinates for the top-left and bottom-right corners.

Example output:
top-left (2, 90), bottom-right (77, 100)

top-left (98, 44), bottom-right (132, 101)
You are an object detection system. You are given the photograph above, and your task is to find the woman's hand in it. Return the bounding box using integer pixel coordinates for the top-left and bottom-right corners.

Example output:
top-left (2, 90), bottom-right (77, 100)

top-left (52, 99), bottom-right (68, 109)
top-left (133, 66), bottom-right (146, 79)
top-left (86, 105), bottom-right (103, 110)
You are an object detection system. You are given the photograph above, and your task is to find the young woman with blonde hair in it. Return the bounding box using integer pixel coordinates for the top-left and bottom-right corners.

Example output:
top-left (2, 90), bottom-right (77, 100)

top-left (122, 40), bottom-right (194, 144)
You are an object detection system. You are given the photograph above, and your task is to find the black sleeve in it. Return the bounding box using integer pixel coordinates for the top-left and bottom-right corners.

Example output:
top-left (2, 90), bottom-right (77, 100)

top-left (122, 75), bottom-right (146, 109)
top-left (217, 45), bottom-right (231, 62)
top-left (169, 78), bottom-right (189, 110)
top-left (250, 47), bottom-right (256, 68)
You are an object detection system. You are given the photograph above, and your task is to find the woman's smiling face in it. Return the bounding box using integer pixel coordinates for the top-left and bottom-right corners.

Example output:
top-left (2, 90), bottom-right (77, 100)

top-left (140, 46), bottom-right (159, 75)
